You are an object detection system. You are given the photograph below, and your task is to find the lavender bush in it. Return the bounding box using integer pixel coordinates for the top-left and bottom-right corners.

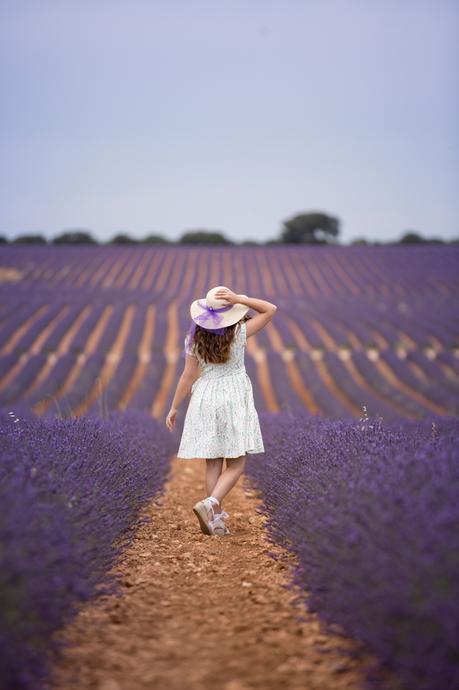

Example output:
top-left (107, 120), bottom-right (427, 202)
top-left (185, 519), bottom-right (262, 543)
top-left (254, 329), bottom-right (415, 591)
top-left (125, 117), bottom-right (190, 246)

top-left (0, 405), bottom-right (174, 690)
top-left (246, 410), bottom-right (459, 690)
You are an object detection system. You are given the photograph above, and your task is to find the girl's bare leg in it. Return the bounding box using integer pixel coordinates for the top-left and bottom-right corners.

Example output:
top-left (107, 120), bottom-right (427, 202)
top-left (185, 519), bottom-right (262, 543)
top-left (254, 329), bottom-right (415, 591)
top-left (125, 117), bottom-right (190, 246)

top-left (205, 457), bottom-right (224, 516)
top-left (209, 455), bottom-right (246, 506)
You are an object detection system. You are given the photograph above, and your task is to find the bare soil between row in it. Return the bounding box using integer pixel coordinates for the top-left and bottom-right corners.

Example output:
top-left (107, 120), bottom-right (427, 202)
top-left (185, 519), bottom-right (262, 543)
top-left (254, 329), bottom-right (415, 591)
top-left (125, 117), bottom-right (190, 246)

top-left (49, 455), bottom-right (383, 690)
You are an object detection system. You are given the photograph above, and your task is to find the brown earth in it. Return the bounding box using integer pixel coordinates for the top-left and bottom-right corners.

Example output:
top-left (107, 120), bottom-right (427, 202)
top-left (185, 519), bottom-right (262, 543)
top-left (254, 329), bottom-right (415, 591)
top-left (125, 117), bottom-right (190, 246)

top-left (48, 455), bottom-right (391, 690)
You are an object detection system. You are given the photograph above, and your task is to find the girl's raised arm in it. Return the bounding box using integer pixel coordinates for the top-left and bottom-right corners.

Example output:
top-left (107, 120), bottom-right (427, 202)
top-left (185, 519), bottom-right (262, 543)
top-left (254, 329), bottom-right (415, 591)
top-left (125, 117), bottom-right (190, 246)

top-left (237, 295), bottom-right (277, 338)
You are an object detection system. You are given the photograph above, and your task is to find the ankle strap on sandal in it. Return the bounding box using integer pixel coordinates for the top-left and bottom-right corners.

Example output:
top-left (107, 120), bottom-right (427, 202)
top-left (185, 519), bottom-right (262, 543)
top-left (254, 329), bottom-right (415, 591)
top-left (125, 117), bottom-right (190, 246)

top-left (206, 495), bottom-right (220, 506)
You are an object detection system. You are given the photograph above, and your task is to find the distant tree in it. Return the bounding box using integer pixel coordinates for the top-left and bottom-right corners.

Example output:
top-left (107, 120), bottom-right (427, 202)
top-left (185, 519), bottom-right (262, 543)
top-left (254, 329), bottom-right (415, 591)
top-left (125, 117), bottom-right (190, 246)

top-left (280, 212), bottom-right (340, 244)
top-left (12, 234), bottom-right (48, 244)
top-left (398, 231), bottom-right (445, 245)
top-left (179, 230), bottom-right (233, 245)
top-left (350, 237), bottom-right (369, 246)
top-left (108, 233), bottom-right (139, 244)
top-left (141, 234), bottom-right (172, 244)
top-left (52, 230), bottom-right (97, 244)
top-left (399, 231), bottom-right (425, 244)
top-left (265, 238), bottom-right (283, 245)
top-left (240, 239), bottom-right (261, 246)
top-left (0, 235), bottom-right (8, 243)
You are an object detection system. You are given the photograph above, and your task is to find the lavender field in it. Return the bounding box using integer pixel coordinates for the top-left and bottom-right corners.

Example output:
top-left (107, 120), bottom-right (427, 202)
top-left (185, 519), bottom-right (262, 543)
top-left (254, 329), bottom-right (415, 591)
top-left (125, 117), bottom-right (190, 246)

top-left (0, 244), bottom-right (458, 690)
top-left (0, 244), bottom-right (458, 421)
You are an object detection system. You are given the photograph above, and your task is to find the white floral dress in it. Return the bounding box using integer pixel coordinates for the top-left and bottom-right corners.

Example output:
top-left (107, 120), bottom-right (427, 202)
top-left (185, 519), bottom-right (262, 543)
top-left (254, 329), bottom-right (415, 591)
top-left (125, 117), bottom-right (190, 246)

top-left (177, 320), bottom-right (265, 459)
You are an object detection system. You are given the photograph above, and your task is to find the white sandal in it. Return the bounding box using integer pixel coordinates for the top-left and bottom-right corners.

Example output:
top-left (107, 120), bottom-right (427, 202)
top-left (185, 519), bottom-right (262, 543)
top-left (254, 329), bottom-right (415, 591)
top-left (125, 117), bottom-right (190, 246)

top-left (210, 511), bottom-right (231, 536)
top-left (193, 496), bottom-right (220, 535)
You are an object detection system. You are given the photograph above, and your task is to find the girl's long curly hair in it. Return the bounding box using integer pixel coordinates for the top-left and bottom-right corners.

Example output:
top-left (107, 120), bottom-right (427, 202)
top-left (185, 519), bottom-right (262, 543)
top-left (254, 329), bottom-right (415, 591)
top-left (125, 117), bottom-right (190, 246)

top-left (192, 314), bottom-right (252, 364)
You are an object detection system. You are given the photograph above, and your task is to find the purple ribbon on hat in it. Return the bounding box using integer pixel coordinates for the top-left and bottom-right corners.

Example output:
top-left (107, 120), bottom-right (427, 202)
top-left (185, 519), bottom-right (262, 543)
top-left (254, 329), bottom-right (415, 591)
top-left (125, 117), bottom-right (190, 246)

top-left (183, 300), bottom-right (234, 356)
top-left (194, 299), bottom-right (234, 330)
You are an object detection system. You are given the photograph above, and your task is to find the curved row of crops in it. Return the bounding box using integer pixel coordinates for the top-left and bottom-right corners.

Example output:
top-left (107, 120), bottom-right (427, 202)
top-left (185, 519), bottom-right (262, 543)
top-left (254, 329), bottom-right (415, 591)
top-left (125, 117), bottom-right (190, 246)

top-left (0, 245), bottom-right (458, 422)
top-left (246, 410), bottom-right (459, 690)
top-left (0, 405), bottom-right (174, 690)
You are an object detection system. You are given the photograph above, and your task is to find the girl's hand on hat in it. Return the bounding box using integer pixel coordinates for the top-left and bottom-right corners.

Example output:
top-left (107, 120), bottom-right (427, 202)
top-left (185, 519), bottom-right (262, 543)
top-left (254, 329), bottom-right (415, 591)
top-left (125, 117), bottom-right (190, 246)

top-left (215, 287), bottom-right (239, 304)
top-left (166, 407), bottom-right (177, 431)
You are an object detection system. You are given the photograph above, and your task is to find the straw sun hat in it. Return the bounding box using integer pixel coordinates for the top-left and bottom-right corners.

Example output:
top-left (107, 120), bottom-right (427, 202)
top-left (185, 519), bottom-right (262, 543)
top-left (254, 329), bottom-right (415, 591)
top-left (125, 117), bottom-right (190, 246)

top-left (189, 285), bottom-right (249, 336)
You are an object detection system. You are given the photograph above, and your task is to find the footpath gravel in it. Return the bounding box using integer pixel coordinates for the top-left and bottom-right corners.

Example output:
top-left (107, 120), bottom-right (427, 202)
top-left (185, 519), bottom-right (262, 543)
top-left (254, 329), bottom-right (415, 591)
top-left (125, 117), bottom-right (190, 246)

top-left (49, 455), bottom-right (384, 690)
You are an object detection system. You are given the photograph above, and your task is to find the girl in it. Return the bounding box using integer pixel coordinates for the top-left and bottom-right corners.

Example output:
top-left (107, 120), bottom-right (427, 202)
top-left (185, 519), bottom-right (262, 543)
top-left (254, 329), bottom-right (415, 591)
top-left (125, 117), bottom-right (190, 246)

top-left (165, 286), bottom-right (277, 536)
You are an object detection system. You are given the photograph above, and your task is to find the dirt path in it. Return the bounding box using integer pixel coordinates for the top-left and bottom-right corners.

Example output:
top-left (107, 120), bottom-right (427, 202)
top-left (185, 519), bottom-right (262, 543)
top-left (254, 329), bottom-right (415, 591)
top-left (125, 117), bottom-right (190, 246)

top-left (49, 456), bottom-right (381, 690)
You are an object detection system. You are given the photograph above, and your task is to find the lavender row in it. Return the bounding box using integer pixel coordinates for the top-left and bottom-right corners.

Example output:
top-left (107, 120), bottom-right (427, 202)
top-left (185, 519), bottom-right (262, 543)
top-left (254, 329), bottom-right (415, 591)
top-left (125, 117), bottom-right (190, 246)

top-left (0, 405), bottom-right (175, 690)
top-left (245, 411), bottom-right (459, 690)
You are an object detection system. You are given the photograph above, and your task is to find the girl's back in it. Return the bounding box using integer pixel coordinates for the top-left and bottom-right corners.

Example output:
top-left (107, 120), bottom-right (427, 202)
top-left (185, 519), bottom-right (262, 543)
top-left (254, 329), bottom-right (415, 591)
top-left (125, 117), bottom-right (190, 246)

top-left (178, 320), bottom-right (263, 458)
top-left (187, 321), bottom-right (246, 383)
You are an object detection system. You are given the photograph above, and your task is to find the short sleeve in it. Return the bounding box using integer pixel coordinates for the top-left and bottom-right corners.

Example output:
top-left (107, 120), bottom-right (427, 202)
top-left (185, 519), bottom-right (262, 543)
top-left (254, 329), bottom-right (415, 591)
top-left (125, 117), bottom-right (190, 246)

top-left (184, 334), bottom-right (197, 358)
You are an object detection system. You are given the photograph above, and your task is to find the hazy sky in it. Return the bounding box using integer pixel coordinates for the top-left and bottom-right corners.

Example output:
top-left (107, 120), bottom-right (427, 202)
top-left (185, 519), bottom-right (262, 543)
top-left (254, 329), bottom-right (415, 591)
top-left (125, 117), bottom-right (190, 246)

top-left (1, 0), bottom-right (458, 244)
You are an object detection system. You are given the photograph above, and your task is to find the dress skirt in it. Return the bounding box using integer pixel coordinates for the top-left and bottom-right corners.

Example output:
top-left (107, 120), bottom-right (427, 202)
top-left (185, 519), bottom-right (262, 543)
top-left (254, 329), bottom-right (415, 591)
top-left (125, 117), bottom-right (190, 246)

top-left (176, 370), bottom-right (265, 459)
